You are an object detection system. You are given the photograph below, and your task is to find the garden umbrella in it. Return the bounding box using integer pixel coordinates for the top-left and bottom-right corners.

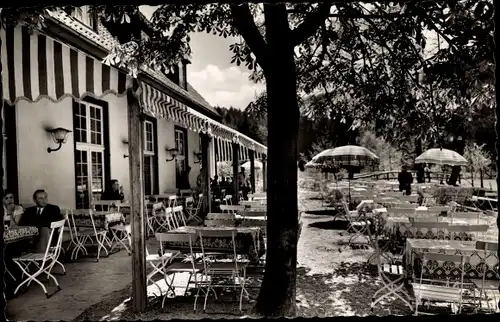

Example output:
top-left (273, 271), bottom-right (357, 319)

top-left (306, 145), bottom-right (379, 204)
top-left (415, 148), bottom-right (468, 167)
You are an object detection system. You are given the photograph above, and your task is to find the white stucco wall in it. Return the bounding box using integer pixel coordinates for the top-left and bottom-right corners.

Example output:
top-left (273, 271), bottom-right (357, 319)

top-left (16, 97), bottom-right (75, 208)
top-left (157, 118), bottom-right (176, 193)
top-left (187, 130), bottom-right (202, 189)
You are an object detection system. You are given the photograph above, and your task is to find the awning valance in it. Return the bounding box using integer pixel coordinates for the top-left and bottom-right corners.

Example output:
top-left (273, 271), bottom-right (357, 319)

top-left (1, 25), bottom-right (128, 105)
top-left (214, 137), bottom-right (264, 163)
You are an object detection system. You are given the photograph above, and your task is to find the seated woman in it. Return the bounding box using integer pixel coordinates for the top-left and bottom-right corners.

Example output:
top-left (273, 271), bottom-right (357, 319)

top-left (3, 189), bottom-right (24, 227)
top-left (101, 179), bottom-right (125, 202)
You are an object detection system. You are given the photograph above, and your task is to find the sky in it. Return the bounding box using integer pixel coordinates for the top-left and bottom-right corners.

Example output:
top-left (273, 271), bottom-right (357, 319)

top-left (139, 6), bottom-right (265, 110)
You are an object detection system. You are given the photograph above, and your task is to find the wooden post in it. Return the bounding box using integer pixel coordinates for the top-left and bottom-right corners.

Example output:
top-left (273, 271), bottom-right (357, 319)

top-left (0, 38), bottom-right (5, 313)
top-left (249, 150), bottom-right (256, 193)
top-left (263, 154), bottom-right (268, 186)
top-left (232, 142), bottom-right (240, 204)
top-left (127, 88), bottom-right (147, 313)
top-left (201, 134), bottom-right (211, 213)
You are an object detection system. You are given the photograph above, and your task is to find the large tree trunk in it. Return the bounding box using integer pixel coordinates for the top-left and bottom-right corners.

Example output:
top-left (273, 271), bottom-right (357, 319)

top-left (0, 37), bottom-right (6, 312)
top-left (496, 70), bottom-right (500, 306)
top-left (253, 5), bottom-right (299, 317)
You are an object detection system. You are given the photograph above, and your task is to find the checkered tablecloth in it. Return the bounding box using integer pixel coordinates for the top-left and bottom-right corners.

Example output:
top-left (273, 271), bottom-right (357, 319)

top-left (4, 226), bottom-right (39, 244)
top-left (405, 238), bottom-right (499, 280)
top-left (73, 211), bottom-right (125, 229)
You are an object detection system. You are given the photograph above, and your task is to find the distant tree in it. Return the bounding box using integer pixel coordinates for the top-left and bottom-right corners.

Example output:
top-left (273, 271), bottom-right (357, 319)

top-left (357, 130), bottom-right (403, 172)
top-left (463, 142), bottom-right (491, 188)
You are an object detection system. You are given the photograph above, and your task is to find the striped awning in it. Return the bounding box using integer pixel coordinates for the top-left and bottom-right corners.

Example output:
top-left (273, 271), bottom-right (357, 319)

top-left (214, 137), bottom-right (264, 163)
top-left (139, 81), bottom-right (207, 132)
top-left (1, 25), bottom-right (129, 105)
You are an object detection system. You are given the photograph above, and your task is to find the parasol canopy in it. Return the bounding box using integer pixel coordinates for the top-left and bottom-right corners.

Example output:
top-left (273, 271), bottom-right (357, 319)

top-left (306, 145), bottom-right (379, 168)
top-left (241, 160), bottom-right (263, 170)
top-left (415, 148), bottom-right (468, 167)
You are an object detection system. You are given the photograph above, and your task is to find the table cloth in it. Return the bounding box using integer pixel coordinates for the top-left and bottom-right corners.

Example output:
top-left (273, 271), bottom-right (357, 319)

top-left (161, 226), bottom-right (265, 261)
top-left (405, 238), bottom-right (499, 280)
top-left (4, 226), bottom-right (38, 243)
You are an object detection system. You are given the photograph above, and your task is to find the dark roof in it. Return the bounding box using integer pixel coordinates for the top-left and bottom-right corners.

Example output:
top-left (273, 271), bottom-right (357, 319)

top-left (186, 83), bottom-right (218, 115)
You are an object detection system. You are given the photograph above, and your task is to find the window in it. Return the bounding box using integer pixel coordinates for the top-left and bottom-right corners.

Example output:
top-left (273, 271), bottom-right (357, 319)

top-left (143, 120), bottom-right (156, 195)
top-left (175, 126), bottom-right (188, 188)
top-left (74, 101), bottom-right (106, 209)
top-left (71, 6), bottom-right (98, 32)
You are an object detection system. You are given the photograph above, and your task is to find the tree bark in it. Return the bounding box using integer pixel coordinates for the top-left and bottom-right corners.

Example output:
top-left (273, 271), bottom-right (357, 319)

top-left (0, 36), bottom-right (6, 313)
top-left (253, 4), bottom-right (299, 317)
top-left (479, 168), bottom-right (484, 188)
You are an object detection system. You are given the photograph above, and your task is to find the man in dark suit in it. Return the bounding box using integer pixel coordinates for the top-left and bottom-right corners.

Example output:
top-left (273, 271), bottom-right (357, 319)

top-left (18, 189), bottom-right (64, 251)
top-left (18, 189), bottom-right (63, 227)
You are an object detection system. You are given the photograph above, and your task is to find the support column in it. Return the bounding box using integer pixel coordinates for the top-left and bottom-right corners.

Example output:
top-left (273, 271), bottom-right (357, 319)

top-left (201, 134), bottom-right (212, 213)
top-left (262, 154), bottom-right (267, 192)
top-left (127, 87), bottom-right (147, 313)
top-left (249, 150), bottom-right (256, 193)
top-left (208, 137), bottom-right (216, 180)
top-left (232, 142), bottom-right (240, 204)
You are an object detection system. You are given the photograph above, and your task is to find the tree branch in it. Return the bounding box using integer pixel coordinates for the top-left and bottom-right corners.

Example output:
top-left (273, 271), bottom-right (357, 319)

top-left (230, 3), bottom-right (269, 70)
top-left (290, 4), bottom-right (332, 46)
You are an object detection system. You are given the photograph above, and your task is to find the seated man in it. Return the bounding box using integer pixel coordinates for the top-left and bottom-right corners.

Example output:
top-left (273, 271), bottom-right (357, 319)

top-left (18, 189), bottom-right (63, 252)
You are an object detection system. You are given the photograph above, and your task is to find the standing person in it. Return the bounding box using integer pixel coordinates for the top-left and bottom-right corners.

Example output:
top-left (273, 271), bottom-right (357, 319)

top-left (424, 164), bottom-right (431, 183)
top-left (397, 166), bottom-right (413, 196)
top-left (196, 169), bottom-right (206, 194)
top-left (238, 167), bottom-right (251, 200)
top-left (178, 166), bottom-right (192, 190)
top-left (101, 179), bottom-right (125, 201)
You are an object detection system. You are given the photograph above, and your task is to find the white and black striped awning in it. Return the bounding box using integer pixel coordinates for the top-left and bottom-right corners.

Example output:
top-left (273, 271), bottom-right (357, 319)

top-left (214, 137), bottom-right (264, 163)
top-left (139, 82), bottom-right (207, 132)
top-left (1, 25), bottom-right (129, 105)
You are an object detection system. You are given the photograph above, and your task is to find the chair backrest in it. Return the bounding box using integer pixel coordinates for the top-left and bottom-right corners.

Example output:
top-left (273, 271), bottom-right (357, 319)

top-left (224, 195), bottom-right (233, 205)
top-left (172, 205), bottom-right (186, 227)
top-left (219, 205), bottom-right (245, 213)
top-left (152, 202), bottom-right (164, 212)
top-left (185, 196), bottom-right (194, 204)
top-left (387, 207), bottom-right (416, 216)
top-left (447, 224), bottom-right (490, 232)
top-left (427, 206), bottom-right (450, 214)
top-left (475, 240), bottom-right (498, 252)
top-left (206, 213), bottom-right (236, 220)
top-left (399, 195), bottom-right (418, 203)
top-left (155, 232), bottom-right (197, 266)
top-left (410, 221), bottom-right (449, 229)
top-left (205, 219), bottom-right (235, 227)
top-left (451, 212), bottom-right (481, 219)
top-left (241, 211), bottom-right (267, 218)
top-left (44, 219), bottom-right (67, 263)
top-left (92, 200), bottom-right (118, 212)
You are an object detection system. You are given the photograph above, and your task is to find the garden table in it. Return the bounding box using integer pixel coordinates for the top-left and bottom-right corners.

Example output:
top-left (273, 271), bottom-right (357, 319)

top-left (405, 238), bottom-right (499, 281)
top-left (160, 226), bottom-right (265, 262)
top-left (72, 210), bottom-right (125, 230)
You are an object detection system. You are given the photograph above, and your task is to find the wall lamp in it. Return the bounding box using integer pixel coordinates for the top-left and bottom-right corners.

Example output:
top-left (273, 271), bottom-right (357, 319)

top-left (193, 151), bottom-right (203, 164)
top-left (46, 127), bottom-right (72, 153)
top-left (123, 139), bottom-right (129, 158)
top-left (166, 148), bottom-right (179, 162)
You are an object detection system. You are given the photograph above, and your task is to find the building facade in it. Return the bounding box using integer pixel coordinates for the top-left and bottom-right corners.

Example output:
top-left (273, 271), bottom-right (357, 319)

top-left (1, 8), bottom-right (266, 208)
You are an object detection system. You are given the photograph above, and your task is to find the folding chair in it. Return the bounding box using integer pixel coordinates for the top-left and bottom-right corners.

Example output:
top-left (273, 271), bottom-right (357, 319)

top-left (185, 196), bottom-right (203, 224)
top-left (149, 202), bottom-right (171, 233)
top-left (341, 199), bottom-right (370, 245)
top-left (470, 241), bottom-right (499, 313)
top-left (156, 232), bottom-right (204, 308)
top-left (110, 222), bottom-right (132, 255)
top-left (367, 224), bottom-right (413, 313)
top-left (411, 252), bottom-right (469, 315)
top-left (172, 205), bottom-right (187, 227)
top-left (194, 229), bottom-right (250, 313)
top-left (12, 219), bottom-right (66, 298)
top-left (69, 209), bottom-right (110, 262)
